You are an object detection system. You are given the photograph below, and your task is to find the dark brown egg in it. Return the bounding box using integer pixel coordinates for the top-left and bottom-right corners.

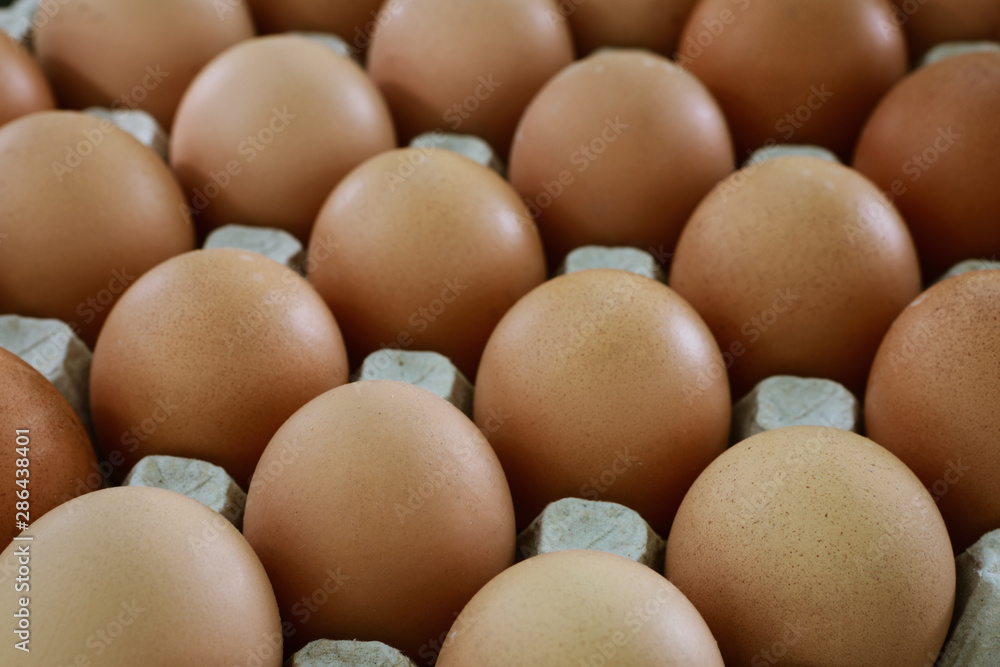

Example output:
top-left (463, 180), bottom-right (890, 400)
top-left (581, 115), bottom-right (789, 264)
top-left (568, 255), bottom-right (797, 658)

top-left (0, 34), bottom-right (54, 127)
top-left (563, 0), bottom-right (698, 56)
top-left (892, 0), bottom-right (1000, 59)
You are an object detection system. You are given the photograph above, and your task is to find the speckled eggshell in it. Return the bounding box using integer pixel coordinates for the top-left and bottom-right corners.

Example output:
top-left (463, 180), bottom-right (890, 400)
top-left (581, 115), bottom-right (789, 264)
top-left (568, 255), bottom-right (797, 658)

top-left (307, 147), bottom-right (547, 378)
top-left (0, 348), bottom-right (96, 551)
top-left (0, 111), bottom-right (195, 346)
top-left (0, 34), bottom-right (54, 128)
top-left (853, 52), bottom-right (1000, 281)
top-left (892, 0), bottom-right (1000, 59)
top-left (0, 486), bottom-right (282, 666)
top-left (246, 0), bottom-right (382, 48)
top-left (866, 270), bottom-right (1000, 553)
top-left (436, 550), bottom-right (724, 667)
top-left (473, 269), bottom-right (731, 534)
top-left (89, 248), bottom-right (349, 488)
top-left (565, 0), bottom-right (698, 56)
top-left (666, 425), bottom-right (955, 666)
top-left (242, 380), bottom-right (515, 660)
top-left (669, 156), bottom-right (921, 399)
top-left (508, 50), bottom-right (734, 265)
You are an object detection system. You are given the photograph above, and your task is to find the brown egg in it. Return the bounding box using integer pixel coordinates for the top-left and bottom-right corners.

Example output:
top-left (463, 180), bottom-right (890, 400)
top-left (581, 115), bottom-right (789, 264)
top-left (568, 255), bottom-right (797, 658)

top-left (90, 248), bottom-right (349, 488)
top-left (170, 35), bottom-right (396, 242)
top-left (0, 486), bottom-right (282, 665)
top-left (0, 348), bottom-right (96, 550)
top-left (245, 0), bottom-right (382, 51)
top-left (308, 147), bottom-right (546, 377)
top-left (0, 111), bottom-right (194, 346)
top-left (669, 156), bottom-right (921, 398)
top-left (563, 0), bottom-right (698, 56)
top-left (666, 426), bottom-right (955, 666)
top-left (473, 269), bottom-right (730, 534)
top-left (866, 270), bottom-right (1000, 553)
top-left (0, 34), bottom-right (54, 127)
top-left (678, 0), bottom-right (907, 160)
top-left (509, 50), bottom-right (733, 264)
top-left (853, 51), bottom-right (1000, 281)
top-left (892, 0), bottom-right (1000, 59)
top-left (367, 0), bottom-right (574, 155)
top-left (34, 0), bottom-right (255, 128)
top-left (437, 550), bottom-right (724, 666)
top-left (243, 380), bottom-right (515, 660)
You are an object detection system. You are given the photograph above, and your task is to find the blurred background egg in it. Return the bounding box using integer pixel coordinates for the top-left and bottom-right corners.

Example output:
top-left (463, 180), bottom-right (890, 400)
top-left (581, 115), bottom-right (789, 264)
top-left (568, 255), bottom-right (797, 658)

top-left (170, 35), bottom-right (395, 242)
top-left (563, 0), bottom-right (698, 57)
top-left (0, 111), bottom-right (194, 345)
top-left (367, 0), bottom-right (574, 156)
top-left (243, 381), bottom-right (515, 660)
top-left (34, 0), bottom-right (255, 128)
top-left (853, 51), bottom-right (1000, 282)
top-left (307, 147), bottom-right (546, 377)
top-left (509, 49), bottom-right (733, 265)
top-left (667, 426), bottom-right (955, 666)
top-left (669, 156), bottom-right (921, 398)
top-left (678, 0), bottom-right (907, 160)
top-left (474, 269), bottom-right (731, 534)
top-left (0, 33), bottom-right (53, 127)
top-left (90, 249), bottom-right (349, 488)
top-left (245, 0), bottom-right (381, 53)
top-left (866, 270), bottom-right (1000, 553)
top-left (892, 0), bottom-right (1000, 60)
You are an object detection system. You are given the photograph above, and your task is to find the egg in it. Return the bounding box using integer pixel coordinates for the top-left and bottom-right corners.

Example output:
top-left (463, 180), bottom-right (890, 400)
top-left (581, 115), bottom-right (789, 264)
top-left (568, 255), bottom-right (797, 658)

top-left (245, 0), bottom-right (382, 51)
top-left (307, 147), bottom-right (547, 377)
top-left (866, 270), bottom-right (1000, 553)
top-left (678, 0), bottom-right (907, 160)
top-left (170, 35), bottom-right (396, 242)
top-left (474, 269), bottom-right (730, 534)
top-left (0, 348), bottom-right (96, 550)
top-left (669, 156), bottom-right (921, 398)
top-left (242, 380), bottom-right (515, 659)
top-left (666, 426), bottom-right (955, 666)
top-left (563, 0), bottom-right (698, 56)
top-left (34, 0), bottom-right (255, 128)
top-left (509, 49), bottom-right (733, 265)
top-left (0, 486), bottom-right (282, 665)
top-left (89, 248), bottom-right (349, 487)
top-left (367, 0), bottom-right (574, 155)
top-left (437, 550), bottom-right (724, 666)
top-left (0, 34), bottom-right (54, 128)
top-left (892, 0), bottom-right (1000, 59)
top-left (0, 111), bottom-right (195, 345)
top-left (853, 51), bottom-right (1000, 281)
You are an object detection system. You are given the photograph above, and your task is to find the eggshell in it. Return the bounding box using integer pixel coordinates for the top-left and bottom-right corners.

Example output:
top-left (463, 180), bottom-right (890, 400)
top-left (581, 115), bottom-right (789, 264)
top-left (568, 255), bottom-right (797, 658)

top-left (0, 486), bottom-right (282, 666)
top-left (509, 50), bottom-right (733, 264)
top-left (563, 0), bottom-right (698, 56)
top-left (666, 426), bottom-right (955, 666)
top-left (89, 248), bottom-right (349, 488)
top-left (669, 156), bottom-right (921, 398)
top-left (245, 0), bottom-right (382, 50)
top-left (367, 0), bottom-right (574, 155)
top-left (34, 0), bottom-right (255, 128)
top-left (865, 270), bottom-right (1000, 553)
top-left (678, 0), bottom-right (907, 160)
top-left (0, 348), bottom-right (96, 550)
top-left (0, 111), bottom-right (195, 345)
top-left (0, 33), bottom-right (54, 127)
top-left (242, 380), bottom-right (515, 659)
top-left (170, 35), bottom-right (396, 242)
top-left (436, 550), bottom-right (724, 666)
top-left (473, 269), bottom-right (730, 534)
top-left (892, 0), bottom-right (1000, 58)
top-left (307, 147), bottom-right (546, 377)
top-left (853, 51), bottom-right (1000, 281)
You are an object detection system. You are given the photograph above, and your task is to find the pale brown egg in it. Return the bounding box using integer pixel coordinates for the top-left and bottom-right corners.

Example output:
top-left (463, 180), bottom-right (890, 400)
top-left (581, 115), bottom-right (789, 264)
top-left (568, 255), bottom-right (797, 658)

top-left (866, 270), bottom-right (1000, 553)
top-left (89, 248), bottom-right (349, 488)
top-left (437, 550), bottom-right (724, 667)
top-left (509, 49), bottom-right (733, 264)
top-left (308, 147), bottom-right (546, 377)
top-left (0, 111), bottom-right (195, 345)
top-left (669, 156), bottom-right (921, 398)
top-left (245, 0), bottom-right (382, 52)
top-left (667, 426), bottom-right (955, 666)
top-left (366, 0), bottom-right (574, 155)
top-left (0, 348), bottom-right (96, 551)
top-left (34, 0), bottom-right (255, 128)
top-left (0, 486), bottom-right (282, 665)
top-left (892, 0), bottom-right (1000, 59)
top-left (678, 0), bottom-right (907, 160)
top-left (473, 269), bottom-right (730, 534)
top-left (853, 51), bottom-right (1000, 281)
top-left (170, 35), bottom-right (396, 242)
top-left (243, 380), bottom-right (515, 660)
top-left (563, 0), bottom-right (698, 56)
top-left (0, 34), bottom-right (54, 127)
